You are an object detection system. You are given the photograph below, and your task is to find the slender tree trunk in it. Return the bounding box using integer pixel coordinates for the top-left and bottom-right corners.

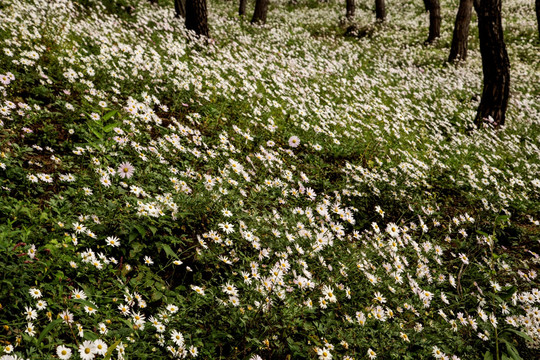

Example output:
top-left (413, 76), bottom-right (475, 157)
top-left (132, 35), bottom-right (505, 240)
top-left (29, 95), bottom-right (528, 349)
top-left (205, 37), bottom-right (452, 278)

top-left (424, 0), bottom-right (441, 43)
top-left (346, 0), bottom-right (355, 20)
top-left (474, 0), bottom-right (510, 128)
top-left (251, 0), bottom-right (269, 24)
top-left (175, 0), bottom-right (186, 18)
top-left (185, 0), bottom-right (209, 37)
top-left (375, 0), bottom-right (385, 21)
top-left (536, 0), bottom-right (540, 40)
top-left (239, 0), bottom-right (247, 16)
top-left (448, 0), bottom-right (473, 62)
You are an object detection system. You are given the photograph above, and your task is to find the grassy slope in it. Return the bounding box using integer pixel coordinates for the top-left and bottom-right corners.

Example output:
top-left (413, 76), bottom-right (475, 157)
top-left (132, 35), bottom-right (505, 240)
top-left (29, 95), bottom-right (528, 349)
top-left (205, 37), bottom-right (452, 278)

top-left (0, 0), bottom-right (539, 359)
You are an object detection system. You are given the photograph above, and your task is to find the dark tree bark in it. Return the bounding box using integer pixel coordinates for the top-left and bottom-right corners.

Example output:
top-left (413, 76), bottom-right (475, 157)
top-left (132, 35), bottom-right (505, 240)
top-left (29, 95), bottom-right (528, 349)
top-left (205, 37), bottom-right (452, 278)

top-left (448, 0), bottom-right (473, 62)
top-left (536, 0), bottom-right (540, 39)
top-left (474, 0), bottom-right (510, 128)
top-left (346, 0), bottom-right (355, 20)
top-left (375, 0), bottom-right (385, 21)
top-left (424, 0), bottom-right (441, 43)
top-left (251, 0), bottom-right (269, 24)
top-left (239, 0), bottom-right (247, 16)
top-left (185, 0), bottom-right (209, 37)
top-left (175, 0), bottom-right (186, 18)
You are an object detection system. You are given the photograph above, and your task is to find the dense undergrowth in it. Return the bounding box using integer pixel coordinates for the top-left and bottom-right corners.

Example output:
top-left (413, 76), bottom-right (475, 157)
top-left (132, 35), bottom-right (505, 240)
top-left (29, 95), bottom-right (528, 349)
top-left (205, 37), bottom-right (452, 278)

top-left (0, 0), bottom-right (539, 359)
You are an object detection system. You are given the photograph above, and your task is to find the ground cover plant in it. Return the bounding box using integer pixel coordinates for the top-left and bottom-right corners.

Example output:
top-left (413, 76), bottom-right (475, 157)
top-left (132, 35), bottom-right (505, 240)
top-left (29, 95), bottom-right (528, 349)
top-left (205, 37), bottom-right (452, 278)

top-left (0, 0), bottom-right (539, 359)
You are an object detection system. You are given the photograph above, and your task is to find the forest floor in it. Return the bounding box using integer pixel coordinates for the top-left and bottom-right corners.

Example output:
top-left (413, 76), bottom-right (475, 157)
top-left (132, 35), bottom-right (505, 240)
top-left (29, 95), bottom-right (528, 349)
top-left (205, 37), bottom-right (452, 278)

top-left (0, 0), bottom-right (539, 359)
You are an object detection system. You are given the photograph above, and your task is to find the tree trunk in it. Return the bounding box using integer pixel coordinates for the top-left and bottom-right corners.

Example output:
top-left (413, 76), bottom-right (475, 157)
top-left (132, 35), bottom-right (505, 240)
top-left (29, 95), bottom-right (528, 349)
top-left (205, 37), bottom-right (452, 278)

top-left (375, 0), bottom-right (385, 21)
top-left (424, 0), bottom-right (441, 44)
top-left (474, 0), bottom-right (510, 128)
top-left (251, 0), bottom-right (269, 24)
top-left (448, 0), bottom-right (473, 62)
top-left (239, 0), bottom-right (247, 16)
top-left (536, 0), bottom-right (540, 40)
top-left (175, 0), bottom-right (186, 18)
top-left (346, 0), bottom-right (355, 20)
top-left (185, 0), bottom-right (209, 37)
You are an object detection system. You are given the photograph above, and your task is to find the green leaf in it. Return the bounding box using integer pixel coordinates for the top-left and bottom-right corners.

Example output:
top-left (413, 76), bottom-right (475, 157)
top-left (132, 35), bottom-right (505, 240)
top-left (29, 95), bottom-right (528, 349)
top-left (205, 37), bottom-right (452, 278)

top-left (151, 291), bottom-right (163, 301)
top-left (102, 110), bottom-right (117, 122)
top-left (499, 338), bottom-right (523, 360)
top-left (130, 242), bottom-right (145, 256)
top-left (83, 331), bottom-right (98, 341)
top-left (103, 339), bottom-right (122, 360)
top-left (73, 299), bottom-right (99, 310)
top-left (506, 349), bottom-right (521, 360)
top-left (499, 286), bottom-right (517, 300)
top-left (103, 122), bottom-right (120, 133)
top-left (87, 124), bottom-right (103, 139)
top-left (484, 351), bottom-right (493, 360)
top-left (55, 271), bottom-right (64, 281)
top-left (129, 231), bottom-right (138, 242)
top-left (501, 328), bottom-right (533, 343)
top-left (134, 224), bottom-right (146, 237)
top-left (161, 243), bottom-right (179, 259)
top-left (148, 226), bottom-right (158, 236)
top-left (497, 215), bottom-right (510, 221)
top-left (37, 319), bottom-right (62, 346)
top-left (120, 318), bottom-right (134, 329)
